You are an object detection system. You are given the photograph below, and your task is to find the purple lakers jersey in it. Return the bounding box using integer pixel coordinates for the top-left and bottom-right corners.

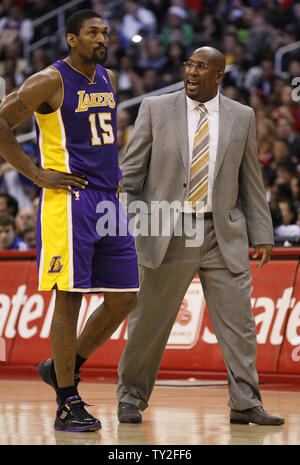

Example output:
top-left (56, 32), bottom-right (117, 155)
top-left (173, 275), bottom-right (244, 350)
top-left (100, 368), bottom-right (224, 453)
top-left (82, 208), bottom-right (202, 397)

top-left (35, 60), bottom-right (121, 190)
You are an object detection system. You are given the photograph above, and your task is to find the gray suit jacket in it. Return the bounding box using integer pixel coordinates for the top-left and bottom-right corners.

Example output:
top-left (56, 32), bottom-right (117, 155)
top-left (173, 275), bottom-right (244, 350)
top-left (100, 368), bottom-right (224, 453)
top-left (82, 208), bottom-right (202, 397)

top-left (120, 90), bottom-right (274, 273)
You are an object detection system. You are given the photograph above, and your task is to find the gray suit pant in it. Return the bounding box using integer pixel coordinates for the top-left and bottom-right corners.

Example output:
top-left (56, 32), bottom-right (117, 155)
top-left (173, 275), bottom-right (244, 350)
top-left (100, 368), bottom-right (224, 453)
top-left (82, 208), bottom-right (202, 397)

top-left (117, 217), bottom-right (262, 411)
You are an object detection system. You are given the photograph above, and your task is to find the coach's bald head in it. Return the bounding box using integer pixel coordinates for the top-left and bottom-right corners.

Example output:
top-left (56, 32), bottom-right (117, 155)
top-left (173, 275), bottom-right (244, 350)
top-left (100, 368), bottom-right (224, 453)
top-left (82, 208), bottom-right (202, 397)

top-left (184, 46), bottom-right (225, 103)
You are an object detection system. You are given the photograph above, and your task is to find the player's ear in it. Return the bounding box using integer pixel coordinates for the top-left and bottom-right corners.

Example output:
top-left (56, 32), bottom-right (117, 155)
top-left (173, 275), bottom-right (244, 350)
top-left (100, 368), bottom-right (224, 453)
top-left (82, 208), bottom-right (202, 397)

top-left (66, 33), bottom-right (77, 49)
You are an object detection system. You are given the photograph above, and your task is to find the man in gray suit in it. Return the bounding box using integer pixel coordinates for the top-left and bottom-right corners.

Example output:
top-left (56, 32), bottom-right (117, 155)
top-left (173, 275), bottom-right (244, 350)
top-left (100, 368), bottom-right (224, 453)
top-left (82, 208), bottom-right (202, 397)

top-left (117, 47), bottom-right (284, 425)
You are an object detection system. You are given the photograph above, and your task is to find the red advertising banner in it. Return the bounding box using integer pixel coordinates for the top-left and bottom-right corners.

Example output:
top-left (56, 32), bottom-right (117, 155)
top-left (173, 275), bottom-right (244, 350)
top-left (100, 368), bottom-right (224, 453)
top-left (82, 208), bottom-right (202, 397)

top-left (0, 250), bottom-right (300, 382)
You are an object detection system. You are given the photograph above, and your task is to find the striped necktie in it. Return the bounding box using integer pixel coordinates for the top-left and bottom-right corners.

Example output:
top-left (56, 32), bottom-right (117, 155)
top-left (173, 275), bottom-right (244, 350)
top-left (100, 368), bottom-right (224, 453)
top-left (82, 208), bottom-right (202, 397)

top-left (188, 104), bottom-right (209, 211)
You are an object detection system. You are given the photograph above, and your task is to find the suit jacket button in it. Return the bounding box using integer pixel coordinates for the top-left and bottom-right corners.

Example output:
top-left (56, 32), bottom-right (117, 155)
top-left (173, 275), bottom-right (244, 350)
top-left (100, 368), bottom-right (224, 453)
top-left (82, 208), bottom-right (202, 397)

top-left (183, 183), bottom-right (187, 188)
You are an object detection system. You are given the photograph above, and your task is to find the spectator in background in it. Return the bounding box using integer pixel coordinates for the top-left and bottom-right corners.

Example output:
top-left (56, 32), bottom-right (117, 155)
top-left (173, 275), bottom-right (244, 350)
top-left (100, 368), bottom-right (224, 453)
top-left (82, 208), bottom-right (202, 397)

top-left (273, 85), bottom-right (300, 133)
top-left (121, 0), bottom-right (157, 42)
top-left (245, 13), bottom-right (274, 59)
top-left (221, 42), bottom-right (251, 90)
top-left (161, 41), bottom-right (186, 86)
top-left (0, 212), bottom-right (29, 250)
top-left (290, 177), bottom-right (300, 210)
top-left (270, 200), bottom-right (300, 242)
top-left (160, 6), bottom-right (194, 52)
top-left (15, 206), bottom-right (36, 235)
top-left (0, 150), bottom-right (37, 210)
top-left (104, 32), bottom-right (123, 70)
top-left (256, 117), bottom-right (276, 167)
top-left (137, 37), bottom-right (168, 72)
top-left (0, 56), bottom-right (25, 87)
top-left (104, 13), bottom-right (127, 70)
top-left (24, 49), bottom-right (49, 78)
top-left (221, 32), bottom-right (240, 66)
top-left (30, 0), bottom-right (57, 42)
top-left (0, 0), bottom-right (11, 20)
top-left (255, 105), bottom-right (273, 122)
top-left (269, 77), bottom-right (286, 107)
top-left (278, 199), bottom-right (298, 227)
top-left (0, 193), bottom-right (18, 217)
top-left (117, 109), bottom-right (132, 164)
top-left (1, 42), bottom-right (28, 87)
top-left (252, 57), bottom-right (278, 100)
top-left (0, 4), bottom-right (33, 58)
top-left (221, 85), bottom-right (243, 103)
top-left (249, 91), bottom-right (268, 114)
top-left (270, 185), bottom-right (291, 212)
top-left (147, 0), bottom-right (170, 29)
top-left (32, 196), bottom-right (39, 219)
top-left (117, 54), bottom-right (144, 98)
top-left (269, 200), bottom-right (284, 230)
top-left (270, 138), bottom-right (291, 169)
top-left (189, 13), bottom-right (220, 52)
top-left (276, 116), bottom-right (300, 164)
top-left (288, 59), bottom-right (300, 81)
top-left (291, 1), bottom-right (300, 36)
top-left (20, 225), bottom-right (36, 249)
top-left (141, 68), bottom-right (164, 93)
top-left (2, 74), bottom-right (16, 96)
top-left (274, 161), bottom-right (296, 187)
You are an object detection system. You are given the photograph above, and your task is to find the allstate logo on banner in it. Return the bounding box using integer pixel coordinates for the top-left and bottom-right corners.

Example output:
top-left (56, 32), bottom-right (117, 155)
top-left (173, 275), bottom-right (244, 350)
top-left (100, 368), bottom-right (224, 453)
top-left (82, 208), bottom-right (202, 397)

top-left (166, 278), bottom-right (205, 349)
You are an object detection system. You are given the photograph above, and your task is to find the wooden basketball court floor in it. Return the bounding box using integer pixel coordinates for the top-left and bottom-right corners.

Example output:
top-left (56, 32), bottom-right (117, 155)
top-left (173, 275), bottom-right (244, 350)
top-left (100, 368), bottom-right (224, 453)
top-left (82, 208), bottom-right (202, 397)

top-left (0, 378), bottom-right (299, 445)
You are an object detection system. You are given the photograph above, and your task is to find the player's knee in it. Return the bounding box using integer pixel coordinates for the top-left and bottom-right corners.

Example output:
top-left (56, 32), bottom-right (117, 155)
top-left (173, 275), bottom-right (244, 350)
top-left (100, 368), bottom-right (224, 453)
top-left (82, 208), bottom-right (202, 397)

top-left (124, 292), bottom-right (137, 313)
top-left (118, 292), bottom-right (137, 316)
top-left (106, 292), bottom-right (137, 318)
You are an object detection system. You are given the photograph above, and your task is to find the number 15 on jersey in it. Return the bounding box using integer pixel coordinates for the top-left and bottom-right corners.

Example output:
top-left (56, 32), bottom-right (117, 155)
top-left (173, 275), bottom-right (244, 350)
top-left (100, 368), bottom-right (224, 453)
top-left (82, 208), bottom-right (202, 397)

top-left (89, 112), bottom-right (115, 145)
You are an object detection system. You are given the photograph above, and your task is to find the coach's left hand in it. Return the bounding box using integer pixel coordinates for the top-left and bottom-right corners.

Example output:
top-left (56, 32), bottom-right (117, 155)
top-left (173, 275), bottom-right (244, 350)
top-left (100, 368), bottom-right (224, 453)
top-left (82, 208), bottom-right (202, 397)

top-left (252, 244), bottom-right (273, 269)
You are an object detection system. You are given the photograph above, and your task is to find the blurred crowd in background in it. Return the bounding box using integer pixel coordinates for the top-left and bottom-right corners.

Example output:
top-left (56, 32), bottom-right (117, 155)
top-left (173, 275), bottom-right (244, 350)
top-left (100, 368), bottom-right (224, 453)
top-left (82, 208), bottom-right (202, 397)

top-left (0, 0), bottom-right (299, 250)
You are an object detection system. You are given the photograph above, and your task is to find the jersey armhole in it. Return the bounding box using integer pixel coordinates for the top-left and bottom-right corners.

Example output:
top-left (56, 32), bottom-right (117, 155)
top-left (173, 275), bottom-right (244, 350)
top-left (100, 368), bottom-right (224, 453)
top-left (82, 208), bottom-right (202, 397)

top-left (35, 66), bottom-right (64, 115)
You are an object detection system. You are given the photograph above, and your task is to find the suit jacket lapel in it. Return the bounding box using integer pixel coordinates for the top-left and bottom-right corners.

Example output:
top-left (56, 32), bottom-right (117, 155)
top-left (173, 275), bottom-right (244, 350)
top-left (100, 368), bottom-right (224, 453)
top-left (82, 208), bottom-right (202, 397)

top-left (213, 95), bottom-right (234, 182)
top-left (172, 90), bottom-right (189, 172)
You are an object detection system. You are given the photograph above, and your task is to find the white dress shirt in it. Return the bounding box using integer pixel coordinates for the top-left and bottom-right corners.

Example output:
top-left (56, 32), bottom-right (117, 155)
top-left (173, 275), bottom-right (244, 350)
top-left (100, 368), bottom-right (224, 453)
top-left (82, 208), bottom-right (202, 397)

top-left (186, 93), bottom-right (220, 213)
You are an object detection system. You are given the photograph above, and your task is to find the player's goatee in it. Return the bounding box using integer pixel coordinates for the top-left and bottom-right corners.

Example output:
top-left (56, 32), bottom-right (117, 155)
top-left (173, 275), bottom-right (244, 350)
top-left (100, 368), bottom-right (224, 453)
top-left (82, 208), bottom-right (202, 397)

top-left (94, 47), bottom-right (107, 64)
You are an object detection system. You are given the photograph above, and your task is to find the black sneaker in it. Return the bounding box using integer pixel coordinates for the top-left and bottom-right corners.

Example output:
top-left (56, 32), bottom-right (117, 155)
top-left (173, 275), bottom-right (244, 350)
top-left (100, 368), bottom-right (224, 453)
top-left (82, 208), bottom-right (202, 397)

top-left (38, 359), bottom-right (81, 403)
top-left (54, 396), bottom-right (102, 432)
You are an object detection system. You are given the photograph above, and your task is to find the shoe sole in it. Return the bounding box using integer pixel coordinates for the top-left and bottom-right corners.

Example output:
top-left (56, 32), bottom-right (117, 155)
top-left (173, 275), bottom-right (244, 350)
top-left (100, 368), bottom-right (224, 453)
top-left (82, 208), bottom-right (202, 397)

top-left (119, 418), bottom-right (142, 424)
top-left (230, 414), bottom-right (284, 425)
top-left (230, 418), bottom-right (250, 424)
top-left (118, 414), bottom-right (142, 424)
top-left (54, 422), bottom-right (102, 432)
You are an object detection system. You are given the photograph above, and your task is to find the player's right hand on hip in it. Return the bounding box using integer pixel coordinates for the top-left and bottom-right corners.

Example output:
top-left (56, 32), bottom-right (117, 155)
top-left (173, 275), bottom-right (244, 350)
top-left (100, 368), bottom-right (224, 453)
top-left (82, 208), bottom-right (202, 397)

top-left (34, 168), bottom-right (88, 193)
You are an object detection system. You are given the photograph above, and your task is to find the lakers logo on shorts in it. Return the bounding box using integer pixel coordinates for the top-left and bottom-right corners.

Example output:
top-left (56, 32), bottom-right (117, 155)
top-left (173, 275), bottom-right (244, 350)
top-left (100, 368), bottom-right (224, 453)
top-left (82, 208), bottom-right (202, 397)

top-left (48, 256), bottom-right (64, 273)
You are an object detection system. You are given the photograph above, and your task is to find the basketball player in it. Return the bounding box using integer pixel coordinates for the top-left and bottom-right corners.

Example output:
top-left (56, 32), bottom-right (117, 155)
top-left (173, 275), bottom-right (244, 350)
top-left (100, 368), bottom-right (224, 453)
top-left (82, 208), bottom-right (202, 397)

top-left (0, 10), bottom-right (139, 432)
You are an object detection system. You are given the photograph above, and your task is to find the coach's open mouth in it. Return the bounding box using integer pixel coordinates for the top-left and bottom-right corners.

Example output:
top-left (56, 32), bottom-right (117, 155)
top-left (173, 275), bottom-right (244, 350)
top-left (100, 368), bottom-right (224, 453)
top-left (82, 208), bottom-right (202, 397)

top-left (187, 80), bottom-right (200, 91)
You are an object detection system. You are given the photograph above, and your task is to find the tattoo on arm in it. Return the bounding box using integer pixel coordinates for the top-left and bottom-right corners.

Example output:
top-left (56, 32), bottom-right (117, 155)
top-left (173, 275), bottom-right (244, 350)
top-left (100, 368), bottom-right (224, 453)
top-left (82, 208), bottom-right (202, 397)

top-left (15, 92), bottom-right (29, 113)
